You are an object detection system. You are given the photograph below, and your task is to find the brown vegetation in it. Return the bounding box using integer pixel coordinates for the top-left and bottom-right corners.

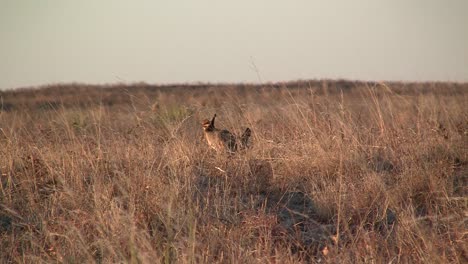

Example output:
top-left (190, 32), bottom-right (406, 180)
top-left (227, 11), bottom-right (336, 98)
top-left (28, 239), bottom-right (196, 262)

top-left (0, 80), bottom-right (467, 263)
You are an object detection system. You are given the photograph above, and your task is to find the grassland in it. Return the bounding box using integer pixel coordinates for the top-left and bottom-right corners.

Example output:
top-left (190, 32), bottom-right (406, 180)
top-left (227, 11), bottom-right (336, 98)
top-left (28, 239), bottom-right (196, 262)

top-left (0, 80), bottom-right (467, 263)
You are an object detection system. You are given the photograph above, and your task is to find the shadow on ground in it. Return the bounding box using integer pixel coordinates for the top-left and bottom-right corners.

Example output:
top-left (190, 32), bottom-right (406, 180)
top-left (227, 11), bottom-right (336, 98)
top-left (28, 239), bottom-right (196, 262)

top-left (193, 158), bottom-right (340, 259)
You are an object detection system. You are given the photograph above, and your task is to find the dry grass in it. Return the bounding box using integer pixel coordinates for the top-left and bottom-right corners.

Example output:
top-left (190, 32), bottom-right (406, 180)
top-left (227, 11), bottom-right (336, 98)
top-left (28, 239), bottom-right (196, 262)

top-left (0, 81), bottom-right (467, 263)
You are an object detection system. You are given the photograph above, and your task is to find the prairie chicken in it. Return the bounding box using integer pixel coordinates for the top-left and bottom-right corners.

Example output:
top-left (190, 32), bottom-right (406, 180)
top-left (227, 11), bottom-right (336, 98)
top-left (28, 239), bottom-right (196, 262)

top-left (202, 114), bottom-right (251, 153)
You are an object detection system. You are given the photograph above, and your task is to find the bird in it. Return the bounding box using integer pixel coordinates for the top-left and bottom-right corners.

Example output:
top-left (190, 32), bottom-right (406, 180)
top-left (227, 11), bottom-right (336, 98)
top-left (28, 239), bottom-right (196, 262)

top-left (201, 114), bottom-right (251, 153)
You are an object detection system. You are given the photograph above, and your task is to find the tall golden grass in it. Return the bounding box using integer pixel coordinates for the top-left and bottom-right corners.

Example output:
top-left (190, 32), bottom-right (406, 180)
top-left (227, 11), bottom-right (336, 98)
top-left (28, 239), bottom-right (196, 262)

top-left (0, 81), bottom-right (467, 263)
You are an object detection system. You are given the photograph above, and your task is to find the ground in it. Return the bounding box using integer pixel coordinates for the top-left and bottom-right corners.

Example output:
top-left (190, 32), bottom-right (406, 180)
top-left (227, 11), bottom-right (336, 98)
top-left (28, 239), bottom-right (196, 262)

top-left (0, 80), bottom-right (467, 263)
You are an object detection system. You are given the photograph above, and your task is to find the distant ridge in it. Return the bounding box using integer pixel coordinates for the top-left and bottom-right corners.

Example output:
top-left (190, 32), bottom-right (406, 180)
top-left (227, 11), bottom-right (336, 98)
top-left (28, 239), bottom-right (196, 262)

top-left (6, 78), bottom-right (468, 92)
top-left (1, 79), bottom-right (466, 112)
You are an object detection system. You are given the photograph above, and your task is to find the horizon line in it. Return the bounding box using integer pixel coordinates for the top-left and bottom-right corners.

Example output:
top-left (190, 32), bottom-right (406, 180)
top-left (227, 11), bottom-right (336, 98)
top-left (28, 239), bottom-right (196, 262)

top-left (4, 78), bottom-right (468, 91)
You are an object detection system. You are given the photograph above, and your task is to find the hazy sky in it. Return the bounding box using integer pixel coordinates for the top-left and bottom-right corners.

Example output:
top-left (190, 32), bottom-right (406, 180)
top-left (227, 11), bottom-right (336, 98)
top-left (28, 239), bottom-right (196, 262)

top-left (1, 0), bottom-right (467, 89)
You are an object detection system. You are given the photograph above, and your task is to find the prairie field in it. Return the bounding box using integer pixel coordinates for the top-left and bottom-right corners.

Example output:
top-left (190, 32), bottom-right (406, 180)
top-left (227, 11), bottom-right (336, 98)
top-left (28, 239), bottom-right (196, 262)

top-left (0, 81), bottom-right (467, 263)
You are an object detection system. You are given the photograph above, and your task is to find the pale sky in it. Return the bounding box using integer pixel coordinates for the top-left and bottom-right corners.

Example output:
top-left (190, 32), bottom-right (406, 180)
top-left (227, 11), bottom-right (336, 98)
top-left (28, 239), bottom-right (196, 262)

top-left (1, 0), bottom-right (467, 89)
